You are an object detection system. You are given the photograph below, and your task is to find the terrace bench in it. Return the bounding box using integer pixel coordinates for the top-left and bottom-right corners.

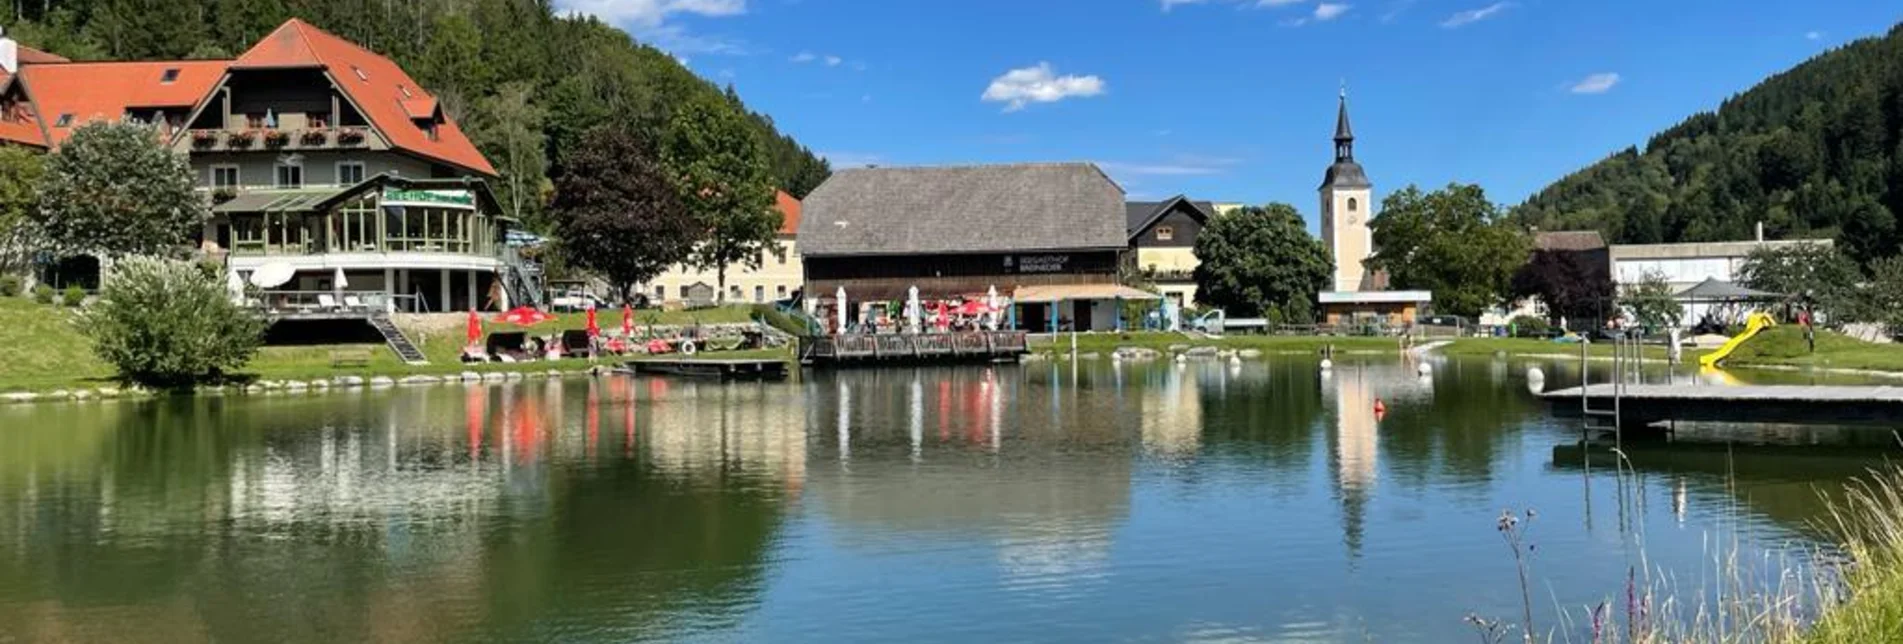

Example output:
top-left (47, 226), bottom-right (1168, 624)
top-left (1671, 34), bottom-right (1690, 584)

top-left (329, 349), bottom-right (372, 369)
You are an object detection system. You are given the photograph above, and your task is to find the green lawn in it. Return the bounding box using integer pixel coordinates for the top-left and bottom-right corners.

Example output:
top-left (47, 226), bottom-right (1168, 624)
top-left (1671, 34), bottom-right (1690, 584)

top-left (0, 299), bottom-right (785, 393)
top-left (1722, 325), bottom-right (1903, 372)
top-left (1439, 336), bottom-right (1676, 359)
top-left (1032, 332), bottom-right (1407, 356)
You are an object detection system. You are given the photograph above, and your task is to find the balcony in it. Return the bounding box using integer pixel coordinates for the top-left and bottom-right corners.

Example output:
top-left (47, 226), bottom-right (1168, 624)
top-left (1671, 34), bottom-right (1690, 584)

top-left (189, 127), bottom-right (371, 153)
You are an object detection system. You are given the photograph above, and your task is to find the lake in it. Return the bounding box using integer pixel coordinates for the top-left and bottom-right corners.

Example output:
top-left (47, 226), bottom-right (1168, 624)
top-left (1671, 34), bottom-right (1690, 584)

top-left (0, 356), bottom-right (1895, 642)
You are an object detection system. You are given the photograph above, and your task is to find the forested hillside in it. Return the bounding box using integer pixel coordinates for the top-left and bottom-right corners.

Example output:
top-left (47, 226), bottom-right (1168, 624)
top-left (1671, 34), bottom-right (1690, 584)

top-left (1512, 22), bottom-right (1903, 265)
top-left (0, 0), bottom-right (831, 229)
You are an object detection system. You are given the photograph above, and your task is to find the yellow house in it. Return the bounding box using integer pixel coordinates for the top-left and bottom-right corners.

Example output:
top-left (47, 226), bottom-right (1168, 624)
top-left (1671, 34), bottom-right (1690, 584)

top-left (643, 191), bottom-right (803, 306)
top-left (1127, 196), bottom-right (1217, 307)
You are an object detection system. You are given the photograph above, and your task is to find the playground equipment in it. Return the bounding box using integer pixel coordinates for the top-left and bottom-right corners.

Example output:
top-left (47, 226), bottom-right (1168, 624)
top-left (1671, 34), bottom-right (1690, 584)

top-left (1697, 312), bottom-right (1778, 368)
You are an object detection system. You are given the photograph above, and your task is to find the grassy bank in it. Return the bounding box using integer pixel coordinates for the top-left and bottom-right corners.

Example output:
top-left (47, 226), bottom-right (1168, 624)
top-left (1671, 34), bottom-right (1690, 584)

top-left (1722, 326), bottom-right (1903, 373)
top-left (1029, 331), bottom-right (1403, 356)
top-left (0, 299), bottom-right (786, 393)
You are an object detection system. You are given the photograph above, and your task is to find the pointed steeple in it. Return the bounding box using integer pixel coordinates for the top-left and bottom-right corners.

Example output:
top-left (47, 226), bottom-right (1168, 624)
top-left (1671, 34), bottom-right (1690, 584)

top-left (1333, 85), bottom-right (1355, 162)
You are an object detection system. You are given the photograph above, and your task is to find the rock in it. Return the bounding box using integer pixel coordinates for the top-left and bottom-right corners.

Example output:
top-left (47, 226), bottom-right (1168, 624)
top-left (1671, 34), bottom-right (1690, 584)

top-left (1238, 349), bottom-right (1263, 359)
top-left (333, 376), bottom-right (365, 388)
top-left (1021, 353), bottom-right (1048, 362)
top-left (1167, 344), bottom-right (1191, 353)
top-left (46, 389), bottom-right (70, 400)
top-left (257, 380), bottom-right (283, 390)
top-left (245, 384), bottom-right (265, 394)
top-left (1185, 346), bottom-right (1219, 358)
top-left (1114, 347), bottom-right (1161, 361)
top-left (1217, 349), bottom-right (1237, 358)
top-left (368, 376), bottom-right (396, 388)
top-left (399, 375), bottom-right (440, 386)
top-left (71, 389), bottom-right (94, 400)
top-left (460, 371), bottom-right (482, 382)
top-left (1077, 352), bottom-right (1101, 360)
top-left (2, 392), bottom-right (38, 403)
top-left (546, 369), bottom-right (565, 378)
top-left (482, 372), bottom-right (507, 383)
top-left (309, 379), bottom-right (330, 389)
top-left (283, 380), bottom-right (309, 390)
top-left (505, 371), bottom-right (525, 381)
top-left (95, 387), bottom-right (120, 398)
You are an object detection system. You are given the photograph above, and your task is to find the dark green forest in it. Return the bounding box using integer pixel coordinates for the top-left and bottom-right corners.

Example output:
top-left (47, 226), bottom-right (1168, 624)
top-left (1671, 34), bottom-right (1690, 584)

top-left (1512, 22), bottom-right (1903, 266)
top-left (0, 0), bottom-right (831, 229)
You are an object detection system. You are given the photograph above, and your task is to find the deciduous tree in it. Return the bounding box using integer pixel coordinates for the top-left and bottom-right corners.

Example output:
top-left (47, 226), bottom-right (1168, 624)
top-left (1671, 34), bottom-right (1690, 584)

top-left (467, 81), bottom-right (548, 226)
top-left (1509, 247), bottom-right (1614, 325)
top-left (1621, 271), bottom-right (1682, 331)
top-left (0, 147), bottom-right (46, 277)
top-left (1367, 183), bottom-right (1528, 318)
top-left (36, 121), bottom-right (203, 258)
top-left (1191, 203), bottom-right (1332, 320)
top-left (82, 257), bottom-right (265, 389)
top-left (1738, 241), bottom-right (1864, 324)
top-left (550, 127), bottom-right (697, 303)
top-left (661, 98), bottom-right (778, 304)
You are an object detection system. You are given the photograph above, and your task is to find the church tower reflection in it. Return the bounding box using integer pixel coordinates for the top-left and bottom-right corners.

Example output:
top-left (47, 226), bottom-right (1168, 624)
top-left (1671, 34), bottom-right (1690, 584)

top-left (1327, 368), bottom-right (1381, 561)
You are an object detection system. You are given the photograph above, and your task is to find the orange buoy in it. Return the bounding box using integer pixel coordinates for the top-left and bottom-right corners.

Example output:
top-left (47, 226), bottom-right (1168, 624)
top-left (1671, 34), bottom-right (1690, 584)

top-left (1373, 399), bottom-right (1386, 415)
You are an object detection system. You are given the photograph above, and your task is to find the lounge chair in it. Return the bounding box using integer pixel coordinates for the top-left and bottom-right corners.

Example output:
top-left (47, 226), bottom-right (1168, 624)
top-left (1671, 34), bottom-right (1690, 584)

top-left (343, 294), bottom-right (366, 311)
top-left (317, 294), bottom-right (340, 311)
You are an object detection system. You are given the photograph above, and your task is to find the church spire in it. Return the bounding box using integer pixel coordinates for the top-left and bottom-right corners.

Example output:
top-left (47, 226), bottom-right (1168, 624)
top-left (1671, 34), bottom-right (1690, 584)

top-left (1334, 85), bottom-right (1355, 162)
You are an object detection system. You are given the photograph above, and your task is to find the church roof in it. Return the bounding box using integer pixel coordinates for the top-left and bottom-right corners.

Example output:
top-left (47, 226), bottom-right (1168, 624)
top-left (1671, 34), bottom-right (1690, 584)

top-left (1334, 92), bottom-right (1354, 141)
top-left (1322, 161), bottom-right (1370, 190)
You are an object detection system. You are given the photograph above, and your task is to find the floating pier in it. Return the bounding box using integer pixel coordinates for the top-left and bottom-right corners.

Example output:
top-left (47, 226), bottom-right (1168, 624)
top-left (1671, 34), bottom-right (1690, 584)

top-left (1543, 384), bottom-right (1903, 427)
top-left (625, 358), bottom-right (789, 381)
top-left (799, 331), bottom-right (1030, 366)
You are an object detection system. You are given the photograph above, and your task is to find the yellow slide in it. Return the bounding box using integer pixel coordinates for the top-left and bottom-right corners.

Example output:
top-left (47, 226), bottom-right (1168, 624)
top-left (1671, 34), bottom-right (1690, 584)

top-left (1698, 312), bottom-right (1778, 368)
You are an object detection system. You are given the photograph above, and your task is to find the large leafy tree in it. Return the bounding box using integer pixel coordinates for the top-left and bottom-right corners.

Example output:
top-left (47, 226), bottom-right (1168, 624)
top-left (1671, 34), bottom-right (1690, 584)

top-left (36, 121), bottom-right (204, 258)
top-left (466, 81), bottom-right (549, 226)
top-left (1621, 271), bottom-right (1682, 331)
top-left (1192, 203), bottom-right (1332, 320)
top-left (1367, 184), bottom-right (1528, 318)
top-left (550, 127), bottom-right (697, 303)
top-left (0, 147), bottom-right (46, 277)
top-left (661, 98), bottom-right (778, 305)
top-left (1509, 248), bottom-right (1614, 324)
top-left (1737, 242), bottom-right (1865, 324)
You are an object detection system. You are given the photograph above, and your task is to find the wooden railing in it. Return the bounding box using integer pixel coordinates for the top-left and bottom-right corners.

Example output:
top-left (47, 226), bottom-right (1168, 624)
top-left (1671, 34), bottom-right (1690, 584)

top-left (800, 331), bottom-right (1030, 363)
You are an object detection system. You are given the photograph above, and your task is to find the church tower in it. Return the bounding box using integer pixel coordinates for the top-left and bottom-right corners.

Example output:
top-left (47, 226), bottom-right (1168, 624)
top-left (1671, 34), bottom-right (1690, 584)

top-left (1319, 88), bottom-right (1373, 292)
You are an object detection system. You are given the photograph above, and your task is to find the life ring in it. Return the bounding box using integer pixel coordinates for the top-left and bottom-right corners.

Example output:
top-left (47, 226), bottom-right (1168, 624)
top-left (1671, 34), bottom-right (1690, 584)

top-left (679, 340), bottom-right (697, 356)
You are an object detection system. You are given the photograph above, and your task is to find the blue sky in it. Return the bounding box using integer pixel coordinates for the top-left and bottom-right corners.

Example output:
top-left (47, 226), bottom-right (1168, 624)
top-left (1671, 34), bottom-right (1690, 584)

top-left (560, 0), bottom-right (1899, 228)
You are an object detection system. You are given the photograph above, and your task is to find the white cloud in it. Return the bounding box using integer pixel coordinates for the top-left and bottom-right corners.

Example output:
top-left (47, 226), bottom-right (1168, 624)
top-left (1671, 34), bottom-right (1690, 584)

top-left (824, 55), bottom-right (843, 66)
top-left (1379, 0), bottom-right (1417, 23)
top-left (1569, 72), bottom-right (1620, 94)
top-left (1313, 3), bottom-right (1350, 20)
top-left (1440, 2), bottom-right (1511, 28)
top-left (1258, 0), bottom-right (1307, 5)
top-left (981, 62), bottom-right (1106, 112)
top-left (556, 0), bottom-right (748, 54)
top-left (790, 51), bottom-right (816, 63)
top-left (1805, 30), bottom-right (1824, 41)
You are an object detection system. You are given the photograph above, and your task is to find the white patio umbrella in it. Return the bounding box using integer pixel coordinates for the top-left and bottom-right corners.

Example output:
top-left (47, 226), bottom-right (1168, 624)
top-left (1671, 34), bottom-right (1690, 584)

top-left (835, 286), bottom-right (848, 335)
top-left (249, 262), bottom-right (295, 289)
top-left (333, 267), bottom-right (347, 307)
top-left (985, 285), bottom-right (1000, 330)
top-left (906, 285), bottom-right (920, 333)
top-left (226, 267), bottom-right (246, 305)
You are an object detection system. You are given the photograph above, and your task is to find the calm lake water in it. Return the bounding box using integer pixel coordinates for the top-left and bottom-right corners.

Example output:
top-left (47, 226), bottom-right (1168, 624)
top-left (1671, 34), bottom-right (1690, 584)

top-left (1, 356), bottom-right (1897, 643)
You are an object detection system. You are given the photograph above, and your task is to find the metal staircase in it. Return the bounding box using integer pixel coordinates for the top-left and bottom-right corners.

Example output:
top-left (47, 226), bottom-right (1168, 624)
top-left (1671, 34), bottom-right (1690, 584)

top-left (1580, 332), bottom-right (1644, 444)
top-left (500, 246), bottom-right (546, 309)
top-left (368, 314), bottom-right (429, 364)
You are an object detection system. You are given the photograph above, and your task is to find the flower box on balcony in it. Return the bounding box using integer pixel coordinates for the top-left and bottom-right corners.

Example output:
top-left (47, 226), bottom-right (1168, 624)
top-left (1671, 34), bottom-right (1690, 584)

top-left (300, 129), bottom-right (330, 146)
top-left (211, 187), bottom-right (238, 204)
top-left (226, 130), bottom-right (256, 148)
top-left (337, 128), bottom-right (367, 146)
top-left (191, 130), bottom-right (219, 149)
top-left (263, 130), bottom-right (290, 148)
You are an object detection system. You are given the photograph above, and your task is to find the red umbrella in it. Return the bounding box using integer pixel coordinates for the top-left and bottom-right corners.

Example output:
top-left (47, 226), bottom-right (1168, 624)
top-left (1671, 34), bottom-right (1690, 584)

top-left (934, 301), bottom-right (950, 330)
top-left (958, 300), bottom-right (987, 316)
top-left (495, 306), bottom-right (555, 327)
top-left (465, 309), bottom-right (482, 346)
top-left (585, 307), bottom-right (600, 338)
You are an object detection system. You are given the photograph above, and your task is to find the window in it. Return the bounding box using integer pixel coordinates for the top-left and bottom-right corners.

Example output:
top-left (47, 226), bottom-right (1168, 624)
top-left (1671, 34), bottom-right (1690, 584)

top-left (1155, 225), bottom-right (1174, 241)
top-left (352, 66), bottom-right (368, 82)
top-left (336, 161), bottom-right (365, 185)
top-left (1347, 197), bottom-right (1359, 211)
top-left (246, 113), bottom-right (265, 129)
top-left (655, 285), bottom-right (665, 301)
top-left (307, 112), bottom-right (328, 129)
top-left (275, 162), bottom-right (303, 188)
top-left (210, 165), bottom-right (239, 189)
top-left (423, 121), bottom-right (439, 141)
top-left (729, 285), bottom-right (741, 300)
top-left (776, 285), bottom-right (788, 299)
top-left (54, 113), bottom-right (72, 127)
top-left (754, 285), bottom-right (765, 303)
top-left (160, 68), bottom-right (179, 84)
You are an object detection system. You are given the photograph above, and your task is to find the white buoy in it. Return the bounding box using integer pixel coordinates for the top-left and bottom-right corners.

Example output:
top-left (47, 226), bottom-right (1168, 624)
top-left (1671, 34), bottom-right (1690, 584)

top-left (1229, 355), bottom-right (1242, 366)
top-left (1175, 354), bottom-right (1187, 363)
top-left (1320, 358), bottom-right (1334, 371)
top-left (1526, 366), bottom-right (1545, 382)
top-left (1417, 362), bottom-right (1433, 376)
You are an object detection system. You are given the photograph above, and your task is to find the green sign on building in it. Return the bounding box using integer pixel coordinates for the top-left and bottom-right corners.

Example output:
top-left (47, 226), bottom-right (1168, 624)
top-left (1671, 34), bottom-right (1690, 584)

top-left (383, 188), bottom-right (475, 207)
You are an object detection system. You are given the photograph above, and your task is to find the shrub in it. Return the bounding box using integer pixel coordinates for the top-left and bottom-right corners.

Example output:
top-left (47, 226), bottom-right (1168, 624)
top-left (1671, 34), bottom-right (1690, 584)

top-left (61, 284), bottom-right (84, 307)
top-left (80, 257), bottom-right (266, 389)
top-left (32, 283), bottom-right (53, 304)
top-left (0, 275), bottom-right (19, 297)
top-left (1510, 315), bottom-right (1551, 337)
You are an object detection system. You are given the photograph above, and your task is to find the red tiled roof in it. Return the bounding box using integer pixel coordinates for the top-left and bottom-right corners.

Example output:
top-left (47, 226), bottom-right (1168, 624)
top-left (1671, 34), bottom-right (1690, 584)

top-left (20, 60), bottom-right (228, 145)
top-left (776, 190), bottom-right (801, 235)
top-left (17, 45), bottom-right (69, 65)
top-left (0, 44), bottom-right (74, 147)
top-left (234, 19), bottom-right (496, 176)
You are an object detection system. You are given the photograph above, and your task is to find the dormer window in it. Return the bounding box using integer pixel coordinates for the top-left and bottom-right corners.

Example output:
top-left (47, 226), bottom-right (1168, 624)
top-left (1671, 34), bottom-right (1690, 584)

top-left (1155, 225), bottom-right (1174, 242)
top-left (352, 66), bottom-right (368, 82)
top-left (160, 68), bottom-right (180, 84)
top-left (54, 113), bottom-right (72, 127)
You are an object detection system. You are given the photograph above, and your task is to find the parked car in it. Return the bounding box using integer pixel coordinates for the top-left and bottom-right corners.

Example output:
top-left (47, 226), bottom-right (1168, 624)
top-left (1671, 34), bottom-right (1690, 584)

top-left (550, 289), bottom-right (605, 312)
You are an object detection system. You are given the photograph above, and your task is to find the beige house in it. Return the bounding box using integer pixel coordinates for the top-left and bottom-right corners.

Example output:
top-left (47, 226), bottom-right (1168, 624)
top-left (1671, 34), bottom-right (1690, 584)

top-left (1126, 196), bottom-right (1217, 306)
top-left (643, 191), bottom-right (803, 306)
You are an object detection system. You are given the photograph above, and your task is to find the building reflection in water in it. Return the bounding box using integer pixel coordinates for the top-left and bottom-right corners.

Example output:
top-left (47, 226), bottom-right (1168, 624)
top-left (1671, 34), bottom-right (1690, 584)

top-left (1325, 363), bottom-right (1436, 559)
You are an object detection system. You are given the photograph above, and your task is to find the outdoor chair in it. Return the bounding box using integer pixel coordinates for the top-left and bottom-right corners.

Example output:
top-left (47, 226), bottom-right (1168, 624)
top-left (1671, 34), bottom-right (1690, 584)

top-left (317, 294), bottom-right (341, 311)
top-left (343, 295), bottom-right (366, 311)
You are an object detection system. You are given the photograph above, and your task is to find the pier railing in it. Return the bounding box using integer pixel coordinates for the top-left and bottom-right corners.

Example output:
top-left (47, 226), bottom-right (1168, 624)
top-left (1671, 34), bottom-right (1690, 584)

top-left (801, 331), bottom-right (1030, 364)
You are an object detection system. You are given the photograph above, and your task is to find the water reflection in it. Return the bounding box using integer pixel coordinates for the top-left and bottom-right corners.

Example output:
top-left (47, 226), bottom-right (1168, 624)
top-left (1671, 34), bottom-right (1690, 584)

top-left (0, 358), bottom-right (1897, 642)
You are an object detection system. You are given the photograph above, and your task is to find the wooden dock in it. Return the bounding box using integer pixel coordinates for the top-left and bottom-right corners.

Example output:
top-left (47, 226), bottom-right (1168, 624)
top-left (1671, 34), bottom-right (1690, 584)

top-left (625, 358), bottom-right (789, 381)
top-left (799, 331), bottom-right (1029, 366)
top-left (1543, 384), bottom-right (1903, 426)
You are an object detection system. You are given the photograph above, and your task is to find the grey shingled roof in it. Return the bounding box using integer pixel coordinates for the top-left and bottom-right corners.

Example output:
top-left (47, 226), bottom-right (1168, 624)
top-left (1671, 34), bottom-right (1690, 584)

top-left (1125, 196), bottom-right (1215, 236)
top-left (799, 162), bottom-right (1126, 256)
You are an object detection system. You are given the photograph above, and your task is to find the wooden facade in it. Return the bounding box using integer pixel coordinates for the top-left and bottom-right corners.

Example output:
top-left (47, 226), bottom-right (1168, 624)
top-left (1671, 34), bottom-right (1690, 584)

top-left (804, 249), bottom-right (1121, 301)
